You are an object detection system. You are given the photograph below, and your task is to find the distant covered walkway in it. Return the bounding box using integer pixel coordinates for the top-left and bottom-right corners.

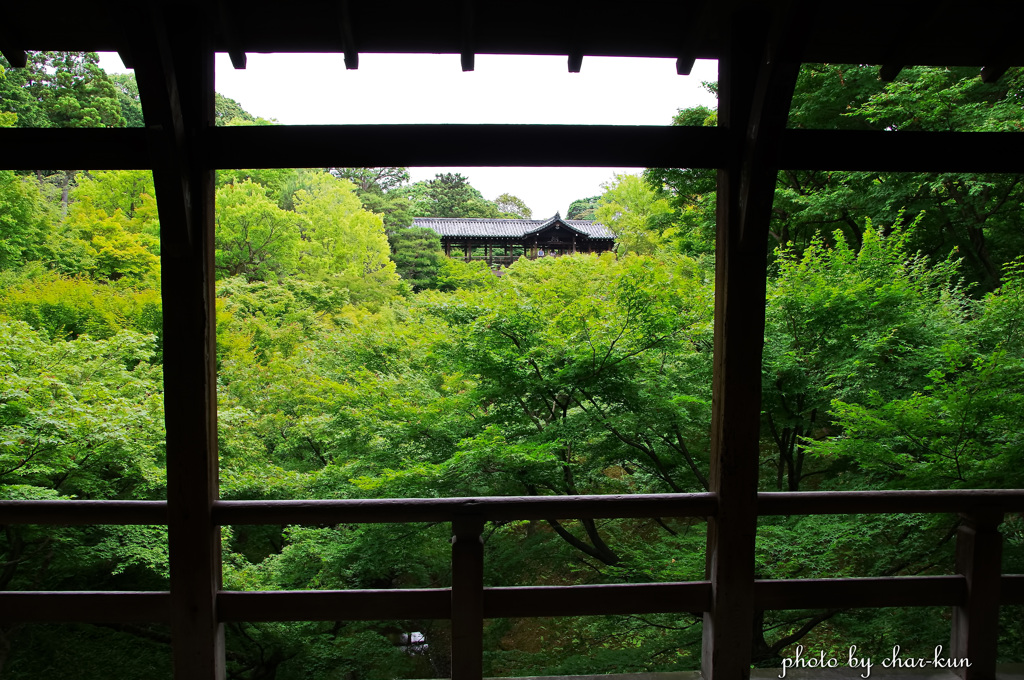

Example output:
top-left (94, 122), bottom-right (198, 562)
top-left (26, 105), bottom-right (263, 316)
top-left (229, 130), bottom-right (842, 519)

top-left (415, 213), bottom-right (615, 266)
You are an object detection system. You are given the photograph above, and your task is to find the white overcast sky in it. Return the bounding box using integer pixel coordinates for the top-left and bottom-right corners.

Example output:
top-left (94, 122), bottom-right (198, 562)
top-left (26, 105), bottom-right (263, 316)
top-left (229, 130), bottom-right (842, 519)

top-left (98, 52), bottom-right (718, 218)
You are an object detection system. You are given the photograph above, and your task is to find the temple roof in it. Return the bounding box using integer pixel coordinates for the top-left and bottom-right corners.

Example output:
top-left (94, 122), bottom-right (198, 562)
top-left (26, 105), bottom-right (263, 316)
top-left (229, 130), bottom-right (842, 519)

top-left (413, 215), bottom-right (614, 240)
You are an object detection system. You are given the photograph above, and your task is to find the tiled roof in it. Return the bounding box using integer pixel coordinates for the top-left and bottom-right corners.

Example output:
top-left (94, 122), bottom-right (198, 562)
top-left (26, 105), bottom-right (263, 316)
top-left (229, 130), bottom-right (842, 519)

top-left (413, 214), bottom-right (614, 240)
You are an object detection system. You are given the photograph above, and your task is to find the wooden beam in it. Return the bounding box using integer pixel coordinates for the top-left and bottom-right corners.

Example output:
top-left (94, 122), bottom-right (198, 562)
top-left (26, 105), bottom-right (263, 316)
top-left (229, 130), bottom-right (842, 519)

top-left (879, 63), bottom-right (904, 81)
top-left (1, 46), bottom-right (28, 68)
top-left (484, 582), bottom-right (711, 618)
top-left (755, 576), bottom-right (965, 610)
top-left (217, 589), bottom-right (451, 621)
top-left (216, 0), bottom-right (247, 69)
top-left (777, 129), bottom-right (1024, 173)
top-left (675, 0), bottom-right (711, 76)
top-left (0, 592), bottom-right (171, 623)
top-left (338, 0), bottom-right (358, 69)
top-left (758, 489), bottom-right (1024, 515)
top-left (1004, 574), bottom-right (1024, 604)
top-left (567, 48), bottom-right (583, 73)
top-left (214, 493), bottom-right (717, 525)
top-left (7, 125), bottom-right (1024, 174)
top-left (703, 5), bottom-right (806, 678)
top-left (461, 0), bottom-right (475, 72)
top-left (0, 500), bottom-right (167, 525)
top-left (128, 9), bottom-right (193, 253)
top-left (951, 507), bottom-right (1004, 680)
top-left (129, 6), bottom-right (224, 678)
top-left (981, 64), bottom-right (1009, 84)
top-left (451, 515), bottom-right (484, 680)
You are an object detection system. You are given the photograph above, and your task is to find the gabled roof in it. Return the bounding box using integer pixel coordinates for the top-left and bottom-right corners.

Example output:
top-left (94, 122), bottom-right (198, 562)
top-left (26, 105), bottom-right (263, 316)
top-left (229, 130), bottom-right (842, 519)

top-left (413, 214), bottom-right (614, 240)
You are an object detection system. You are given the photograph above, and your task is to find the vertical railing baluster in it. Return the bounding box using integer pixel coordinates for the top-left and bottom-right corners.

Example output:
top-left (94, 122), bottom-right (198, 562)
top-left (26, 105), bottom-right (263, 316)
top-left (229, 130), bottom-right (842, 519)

top-left (952, 505), bottom-right (1003, 680)
top-left (451, 514), bottom-right (485, 680)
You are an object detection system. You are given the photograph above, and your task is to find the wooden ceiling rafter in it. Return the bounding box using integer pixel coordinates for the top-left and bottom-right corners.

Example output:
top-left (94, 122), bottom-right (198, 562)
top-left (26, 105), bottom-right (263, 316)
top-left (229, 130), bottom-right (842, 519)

top-left (126, 6), bottom-right (195, 254)
top-left (216, 0), bottom-right (247, 69)
top-left (460, 0), bottom-right (475, 71)
top-left (338, 0), bottom-right (358, 70)
top-left (675, 0), bottom-right (712, 75)
top-left (0, 30), bottom-right (28, 68)
top-left (567, 47), bottom-right (583, 73)
top-left (981, 64), bottom-right (1009, 84)
top-left (878, 0), bottom-right (952, 82)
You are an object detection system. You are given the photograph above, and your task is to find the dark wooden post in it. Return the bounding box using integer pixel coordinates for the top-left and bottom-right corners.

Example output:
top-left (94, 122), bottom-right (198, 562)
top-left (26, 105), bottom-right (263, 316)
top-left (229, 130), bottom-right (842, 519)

top-left (451, 514), bottom-right (484, 680)
top-left (130, 7), bottom-right (224, 678)
top-left (702, 10), bottom-right (802, 680)
top-left (951, 506), bottom-right (1003, 679)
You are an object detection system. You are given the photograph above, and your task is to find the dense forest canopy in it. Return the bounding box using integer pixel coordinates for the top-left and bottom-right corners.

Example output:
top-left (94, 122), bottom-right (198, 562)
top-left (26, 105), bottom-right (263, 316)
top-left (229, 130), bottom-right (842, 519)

top-left (1, 52), bottom-right (1023, 678)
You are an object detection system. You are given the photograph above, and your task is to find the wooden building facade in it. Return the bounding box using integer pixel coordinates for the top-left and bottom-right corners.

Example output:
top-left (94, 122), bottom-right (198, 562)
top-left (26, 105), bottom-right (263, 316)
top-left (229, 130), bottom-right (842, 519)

top-left (416, 213), bottom-right (615, 265)
top-left (2, 2), bottom-right (1024, 680)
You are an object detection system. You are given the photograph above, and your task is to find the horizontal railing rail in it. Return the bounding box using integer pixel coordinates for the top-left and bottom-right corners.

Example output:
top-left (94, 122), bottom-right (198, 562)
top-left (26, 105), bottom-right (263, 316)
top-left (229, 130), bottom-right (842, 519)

top-left (3, 576), bottom-right (1022, 624)
top-left (4, 489), bottom-right (1024, 526)
top-left (2, 490), bottom-right (1022, 676)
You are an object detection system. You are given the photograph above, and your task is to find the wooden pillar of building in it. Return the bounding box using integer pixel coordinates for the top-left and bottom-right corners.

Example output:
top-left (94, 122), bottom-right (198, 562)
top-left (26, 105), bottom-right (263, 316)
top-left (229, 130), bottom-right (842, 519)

top-left (130, 6), bottom-right (224, 678)
top-left (951, 506), bottom-right (1004, 680)
top-left (702, 10), bottom-right (801, 680)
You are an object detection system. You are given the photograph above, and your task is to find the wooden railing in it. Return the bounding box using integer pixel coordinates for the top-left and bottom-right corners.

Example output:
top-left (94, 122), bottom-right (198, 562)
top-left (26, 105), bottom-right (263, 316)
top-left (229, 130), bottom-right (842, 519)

top-left (2, 490), bottom-right (1023, 679)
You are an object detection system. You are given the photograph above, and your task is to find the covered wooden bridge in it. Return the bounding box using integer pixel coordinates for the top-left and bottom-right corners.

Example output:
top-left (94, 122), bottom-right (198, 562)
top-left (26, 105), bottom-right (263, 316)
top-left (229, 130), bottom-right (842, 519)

top-left (2, 1), bottom-right (1024, 679)
top-left (415, 213), bottom-right (615, 265)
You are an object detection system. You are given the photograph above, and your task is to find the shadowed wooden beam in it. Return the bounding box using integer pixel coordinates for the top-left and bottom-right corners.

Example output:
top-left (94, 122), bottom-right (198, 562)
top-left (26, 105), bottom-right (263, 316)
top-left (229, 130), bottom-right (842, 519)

top-left (0, 592), bottom-right (171, 623)
top-left (216, 0), bottom-right (247, 69)
top-left (5, 490), bottom-right (1017, 529)
top-left (484, 582), bottom-right (712, 617)
top-left (879, 63), bottom-right (903, 81)
top-left (755, 576), bottom-right (965, 610)
top-left (758, 489), bottom-right (1024, 515)
top-left (0, 500), bottom-right (168, 525)
top-left (5, 125), bottom-right (1024, 174)
top-left (127, 10), bottom-right (193, 254)
top-left (952, 507), bottom-right (1004, 680)
top-left (878, 0), bottom-right (949, 84)
top-left (1, 46), bottom-right (28, 68)
top-left (777, 129), bottom-right (1024, 172)
top-left (338, 0), bottom-right (358, 69)
top-left (218, 589), bottom-right (451, 621)
top-left (451, 514), bottom-right (484, 680)
top-left (1004, 574), bottom-right (1024, 604)
top-left (675, 0), bottom-right (711, 76)
top-left (129, 5), bottom-right (224, 678)
top-left (0, 129), bottom-right (149, 169)
top-left (0, 28), bottom-right (27, 68)
top-left (704, 4), bottom-right (808, 678)
top-left (214, 493), bottom-right (718, 524)
top-left (981, 64), bottom-right (1009, 83)
top-left (461, 0), bottom-right (475, 71)
top-left (568, 48), bottom-right (583, 73)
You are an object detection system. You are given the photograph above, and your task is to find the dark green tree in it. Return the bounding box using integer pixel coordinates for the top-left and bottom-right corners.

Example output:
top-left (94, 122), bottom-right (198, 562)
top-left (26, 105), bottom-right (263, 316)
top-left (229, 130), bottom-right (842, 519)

top-left (404, 173), bottom-right (500, 218)
top-left (389, 226), bottom-right (444, 291)
top-left (566, 195), bottom-right (600, 220)
top-left (215, 92), bottom-right (256, 126)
